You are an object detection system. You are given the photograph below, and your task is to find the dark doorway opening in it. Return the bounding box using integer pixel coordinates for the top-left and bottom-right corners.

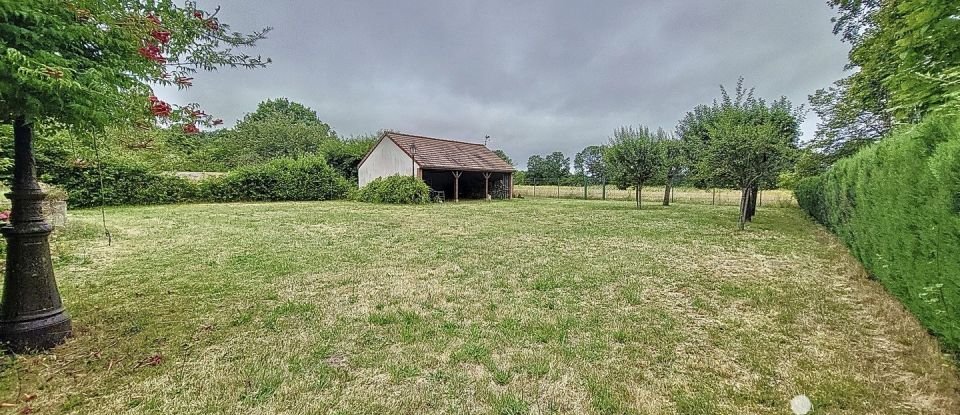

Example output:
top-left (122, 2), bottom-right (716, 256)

top-left (421, 169), bottom-right (511, 200)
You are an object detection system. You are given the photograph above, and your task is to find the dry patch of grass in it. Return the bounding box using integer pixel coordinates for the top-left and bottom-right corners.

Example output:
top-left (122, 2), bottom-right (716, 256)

top-left (0, 199), bottom-right (956, 414)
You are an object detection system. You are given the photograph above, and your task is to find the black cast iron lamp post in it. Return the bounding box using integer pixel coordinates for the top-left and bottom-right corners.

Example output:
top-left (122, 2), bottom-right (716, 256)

top-left (0, 117), bottom-right (71, 351)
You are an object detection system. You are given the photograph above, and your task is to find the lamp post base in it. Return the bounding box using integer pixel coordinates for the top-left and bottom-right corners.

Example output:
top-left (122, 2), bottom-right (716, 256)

top-left (0, 310), bottom-right (71, 353)
top-left (0, 118), bottom-right (72, 353)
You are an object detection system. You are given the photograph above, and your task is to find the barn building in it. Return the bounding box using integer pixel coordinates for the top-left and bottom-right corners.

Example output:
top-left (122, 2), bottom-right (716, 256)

top-left (358, 132), bottom-right (514, 201)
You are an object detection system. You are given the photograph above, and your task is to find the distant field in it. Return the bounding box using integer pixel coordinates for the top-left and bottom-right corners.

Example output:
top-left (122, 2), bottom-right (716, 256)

top-left (513, 185), bottom-right (797, 207)
top-left (0, 199), bottom-right (956, 414)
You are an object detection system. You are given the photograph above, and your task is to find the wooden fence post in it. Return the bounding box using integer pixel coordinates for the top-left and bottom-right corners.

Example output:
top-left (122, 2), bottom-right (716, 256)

top-left (452, 171), bottom-right (462, 202)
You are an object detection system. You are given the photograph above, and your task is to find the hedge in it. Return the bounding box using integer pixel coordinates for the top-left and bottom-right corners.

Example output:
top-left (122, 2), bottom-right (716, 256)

top-left (43, 158), bottom-right (196, 208)
top-left (44, 156), bottom-right (351, 207)
top-left (356, 175), bottom-right (430, 204)
top-left (200, 156), bottom-right (351, 202)
top-left (795, 115), bottom-right (960, 353)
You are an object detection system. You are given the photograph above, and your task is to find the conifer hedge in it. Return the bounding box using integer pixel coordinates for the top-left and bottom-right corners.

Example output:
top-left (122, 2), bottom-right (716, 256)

top-left (795, 116), bottom-right (960, 353)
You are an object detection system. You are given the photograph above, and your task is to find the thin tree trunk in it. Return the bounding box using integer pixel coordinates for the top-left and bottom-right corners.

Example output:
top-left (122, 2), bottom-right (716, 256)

top-left (663, 175), bottom-right (671, 206)
top-left (738, 186), bottom-right (750, 230)
top-left (637, 184), bottom-right (643, 209)
top-left (583, 175), bottom-right (588, 199)
top-left (746, 183), bottom-right (759, 221)
top-left (602, 178), bottom-right (606, 200)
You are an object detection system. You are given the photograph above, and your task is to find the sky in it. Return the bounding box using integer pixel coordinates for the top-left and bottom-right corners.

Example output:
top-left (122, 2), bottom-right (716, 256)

top-left (157, 0), bottom-right (851, 169)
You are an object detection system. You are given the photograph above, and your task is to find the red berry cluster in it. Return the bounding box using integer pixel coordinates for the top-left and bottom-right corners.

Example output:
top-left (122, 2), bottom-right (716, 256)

top-left (150, 30), bottom-right (171, 44)
top-left (148, 95), bottom-right (172, 117)
top-left (138, 9), bottom-right (225, 134)
top-left (138, 44), bottom-right (165, 64)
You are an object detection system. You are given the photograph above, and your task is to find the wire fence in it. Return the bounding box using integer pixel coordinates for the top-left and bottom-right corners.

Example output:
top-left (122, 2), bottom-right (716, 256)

top-left (513, 182), bottom-right (797, 207)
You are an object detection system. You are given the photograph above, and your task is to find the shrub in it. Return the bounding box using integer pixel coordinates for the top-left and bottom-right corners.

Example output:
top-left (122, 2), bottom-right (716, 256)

top-left (43, 158), bottom-right (196, 208)
top-left (356, 175), bottom-right (430, 204)
top-left (200, 156), bottom-right (351, 202)
top-left (795, 115), bottom-right (960, 354)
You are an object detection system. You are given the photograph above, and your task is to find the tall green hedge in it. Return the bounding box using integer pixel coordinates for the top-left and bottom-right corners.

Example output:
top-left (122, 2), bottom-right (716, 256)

top-left (43, 158), bottom-right (196, 208)
top-left (795, 116), bottom-right (960, 353)
top-left (200, 156), bottom-right (351, 202)
top-left (45, 156), bottom-right (351, 207)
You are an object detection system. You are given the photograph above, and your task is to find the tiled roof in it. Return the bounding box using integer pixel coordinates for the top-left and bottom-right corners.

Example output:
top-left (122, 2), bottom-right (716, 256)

top-left (382, 132), bottom-right (515, 172)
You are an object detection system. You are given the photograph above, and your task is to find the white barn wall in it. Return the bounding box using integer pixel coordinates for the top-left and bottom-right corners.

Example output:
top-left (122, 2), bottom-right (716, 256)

top-left (358, 138), bottom-right (417, 187)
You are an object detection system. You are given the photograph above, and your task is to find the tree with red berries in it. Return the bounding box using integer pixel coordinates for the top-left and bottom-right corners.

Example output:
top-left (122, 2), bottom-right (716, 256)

top-left (0, 0), bottom-right (270, 351)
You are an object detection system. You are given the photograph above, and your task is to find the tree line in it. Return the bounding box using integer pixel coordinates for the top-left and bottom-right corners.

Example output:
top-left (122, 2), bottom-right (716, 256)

top-left (510, 78), bottom-right (803, 229)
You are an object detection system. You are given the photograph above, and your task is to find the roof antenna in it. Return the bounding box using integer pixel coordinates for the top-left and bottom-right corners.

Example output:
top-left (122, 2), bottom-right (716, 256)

top-left (484, 135), bottom-right (490, 146)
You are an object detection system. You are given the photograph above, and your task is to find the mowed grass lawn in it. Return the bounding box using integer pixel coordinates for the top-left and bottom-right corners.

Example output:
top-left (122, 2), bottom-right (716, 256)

top-left (1, 199), bottom-right (958, 414)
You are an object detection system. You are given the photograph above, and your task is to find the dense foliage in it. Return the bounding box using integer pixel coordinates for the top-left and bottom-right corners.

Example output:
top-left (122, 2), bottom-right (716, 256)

top-left (0, 0), bottom-right (269, 131)
top-left (44, 157), bottom-right (195, 208)
top-left (676, 79), bottom-right (803, 226)
top-left (202, 156), bottom-right (350, 202)
top-left (38, 154), bottom-right (353, 207)
top-left (0, 99), bottom-right (376, 203)
top-left (811, 0), bottom-right (960, 160)
top-left (795, 115), bottom-right (960, 353)
top-left (573, 145), bottom-right (606, 181)
top-left (604, 126), bottom-right (664, 208)
top-left (677, 79), bottom-right (803, 190)
top-left (525, 152), bottom-right (571, 184)
top-left (355, 175), bottom-right (430, 204)
top-left (206, 98), bottom-right (342, 169)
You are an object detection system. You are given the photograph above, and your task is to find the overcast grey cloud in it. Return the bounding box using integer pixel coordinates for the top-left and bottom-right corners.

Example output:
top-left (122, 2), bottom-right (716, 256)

top-left (156, 0), bottom-right (849, 168)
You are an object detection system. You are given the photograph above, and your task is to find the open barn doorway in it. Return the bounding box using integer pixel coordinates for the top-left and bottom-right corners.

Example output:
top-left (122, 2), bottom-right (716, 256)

top-left (422, 169), bottom-right (511, 201)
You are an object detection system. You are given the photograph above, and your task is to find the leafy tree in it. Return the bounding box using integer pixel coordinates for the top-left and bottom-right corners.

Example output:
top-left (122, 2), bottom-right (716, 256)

top-left (1, 1), bottom-right (269, 133)
top-left (605, 126), bottom-right (663, 209)
top-left (807, 78), bottom-right (891, 163)
top-left (812, 0), bottom-right (960, 154)
top-left (574, 145), bottom-right (606, 179)
top-left (525, 155), bottom-right (544, 183)
top-left (677, 78), bottom-right (803, 216)
top-left (700, 110), bottom-right (792, 229)
top-left (526, 151), bottom-right (570, 184)
top-left (206, 99), bottom-right (345, 169)
top-left (0, 0), bottom-right (269, 350)
top-left (235, 98), bottom-right (336, 135)
top-left (214, 115), bottom-right (332, 168)
top-left (656, 131), bottom-right (684, 206)
top-left (574, 145), bottom-right (608, 198)
top-left (493, 149), bottom-right (513, 167)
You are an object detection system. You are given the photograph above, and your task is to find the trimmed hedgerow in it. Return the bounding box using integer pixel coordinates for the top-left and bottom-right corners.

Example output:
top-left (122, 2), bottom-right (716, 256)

top-left (43, 158), bottom-right (196, 208)
top-left (356, 175), bottom-right (430, 204)
top-left (795, 115), bottom-right (960, 354)
top-left (200, 156), bottom-right (351, 202)
top-left (42, 156), bottom-right (352, 207)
